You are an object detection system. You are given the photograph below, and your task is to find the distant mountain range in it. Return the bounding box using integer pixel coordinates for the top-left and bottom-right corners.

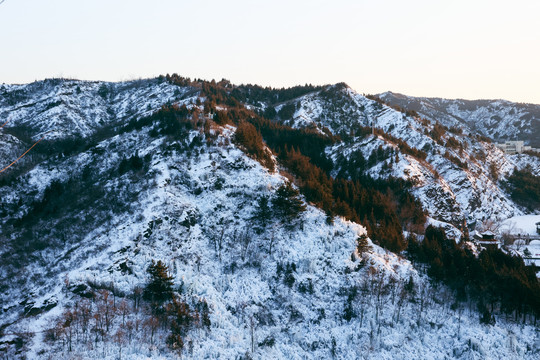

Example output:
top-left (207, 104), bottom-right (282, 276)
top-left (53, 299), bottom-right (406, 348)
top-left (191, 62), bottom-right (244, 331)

top-left (377, 91), bottom-right (540, 148)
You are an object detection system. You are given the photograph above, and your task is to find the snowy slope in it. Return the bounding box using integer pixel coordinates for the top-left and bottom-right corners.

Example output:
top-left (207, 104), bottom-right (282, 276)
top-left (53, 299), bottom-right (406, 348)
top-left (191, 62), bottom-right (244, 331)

top-left (378, 91), bottom-right (540, 147)
top-left (0, 132), bottom-right (25, 169)
top-left (1, 117), bottom-right (538, 359)
top-left (0, 78), bottom-right (193, 140)
top-left (501, 215), bottom-right (540, 236)
top-left (0, 79), bottom-right (539, 359)
top-left (269, 84), bottom-right (540, 227)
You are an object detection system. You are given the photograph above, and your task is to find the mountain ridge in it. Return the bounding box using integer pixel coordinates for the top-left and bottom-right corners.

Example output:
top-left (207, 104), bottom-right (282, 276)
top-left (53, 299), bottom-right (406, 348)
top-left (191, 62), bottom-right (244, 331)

top-left (377, 91), bottom-right (540, 148)
top-left (381, 90), bottom-right (540, 106)
top-left (257, 83), bottom-right (539, 225)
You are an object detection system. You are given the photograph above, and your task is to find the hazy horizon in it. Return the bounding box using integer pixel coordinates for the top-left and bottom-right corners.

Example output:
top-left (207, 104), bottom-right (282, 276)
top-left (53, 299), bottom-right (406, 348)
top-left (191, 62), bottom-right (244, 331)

top-left (1, 0), bottom-right (539, 104)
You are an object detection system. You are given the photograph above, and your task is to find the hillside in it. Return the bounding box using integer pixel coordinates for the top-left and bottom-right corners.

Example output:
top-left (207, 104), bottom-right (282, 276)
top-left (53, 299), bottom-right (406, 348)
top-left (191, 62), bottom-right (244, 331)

top-left (377, 91), bottom-right (540, 148)
top-left (0, 77), bottom-right (539, 359)
top-left (0, 78), bottom-right (191, 140)
top-left (259, 84), bottom-right (539, 229)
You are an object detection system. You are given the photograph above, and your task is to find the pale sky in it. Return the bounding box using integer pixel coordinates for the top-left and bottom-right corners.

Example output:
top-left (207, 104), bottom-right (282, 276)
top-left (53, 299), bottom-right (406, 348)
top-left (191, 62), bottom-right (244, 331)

top-left (1, 0), bottom-right (539, 103)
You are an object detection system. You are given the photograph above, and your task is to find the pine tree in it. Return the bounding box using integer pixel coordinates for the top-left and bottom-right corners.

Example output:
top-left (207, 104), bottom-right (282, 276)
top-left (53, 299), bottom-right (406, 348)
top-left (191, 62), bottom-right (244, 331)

top-left (356, 234), bottom-right (371, 256)
top-left (252, 195), bottom-right (272, 233)
top-left (143, 260), bottom-right (174, 304)
top-left (272, 183), bottom-right (307, 227)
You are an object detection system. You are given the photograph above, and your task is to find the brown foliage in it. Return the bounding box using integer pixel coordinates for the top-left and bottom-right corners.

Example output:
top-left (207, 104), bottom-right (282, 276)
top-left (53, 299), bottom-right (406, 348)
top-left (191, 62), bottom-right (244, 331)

top-left (233, 122), bottom-right (275, 171)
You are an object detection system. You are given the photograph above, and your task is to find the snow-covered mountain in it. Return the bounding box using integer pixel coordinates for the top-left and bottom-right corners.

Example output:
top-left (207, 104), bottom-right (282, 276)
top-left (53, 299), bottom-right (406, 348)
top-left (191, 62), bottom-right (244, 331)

top-left (377, 91), bottom-right (540, 148)
top-left (263, 84), bottom-right (539, 229)
top-left (0, 78), bottom-right (193, 140)
top-left (0, 78), bottom-right (539, 359)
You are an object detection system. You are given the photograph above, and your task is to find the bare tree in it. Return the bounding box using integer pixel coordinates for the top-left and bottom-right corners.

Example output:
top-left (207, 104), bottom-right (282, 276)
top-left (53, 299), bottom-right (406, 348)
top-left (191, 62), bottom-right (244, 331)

top-left (60, 310), bottom-right (75, 352)
top-left (249, 314), bottom-right (258, 354)
top-left (209, 218), bottom-right (229, 261)
top-left (79, 299), bottom-right (92, 343)
top-left (92, 310), bottom-right (105, 346)
top-left (358, 278), bottom-right (370, 328)
top-left (118, 299), bottom-right (129, 326)
top-left (393, 281), bottom-right (408, 325)
top-left (268, 225), bottom-right (277, 256)
top-left (125, 320), bottom-right (134, 344)
top-left (416, 282), bottom-right (430, 326)
top-left (239, 229), bottom-right (253, 261)
top-left (63, 275), bottom-right (70, 296)
top-left (98, 290), bottom-right (115, 333)
top-left (369, 269), bottom-right (388, 327)
top-left (113, 328), bottom-right (126, 360)
top-left (144, 315), bottom-right (159, 346)
top-left (478, 218), bottom-right (501, 233)
top-left (132, 286), bottom-right (143, 312)
top-left (500, 221), bottom-right (526, 246)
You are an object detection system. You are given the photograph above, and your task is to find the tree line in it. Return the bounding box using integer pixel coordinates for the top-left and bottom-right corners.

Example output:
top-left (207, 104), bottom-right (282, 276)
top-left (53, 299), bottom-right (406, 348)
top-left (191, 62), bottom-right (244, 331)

top-left (408, 226), bottom-right (540, 323)
top-left (504, 166), bottom-right (540, 211)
